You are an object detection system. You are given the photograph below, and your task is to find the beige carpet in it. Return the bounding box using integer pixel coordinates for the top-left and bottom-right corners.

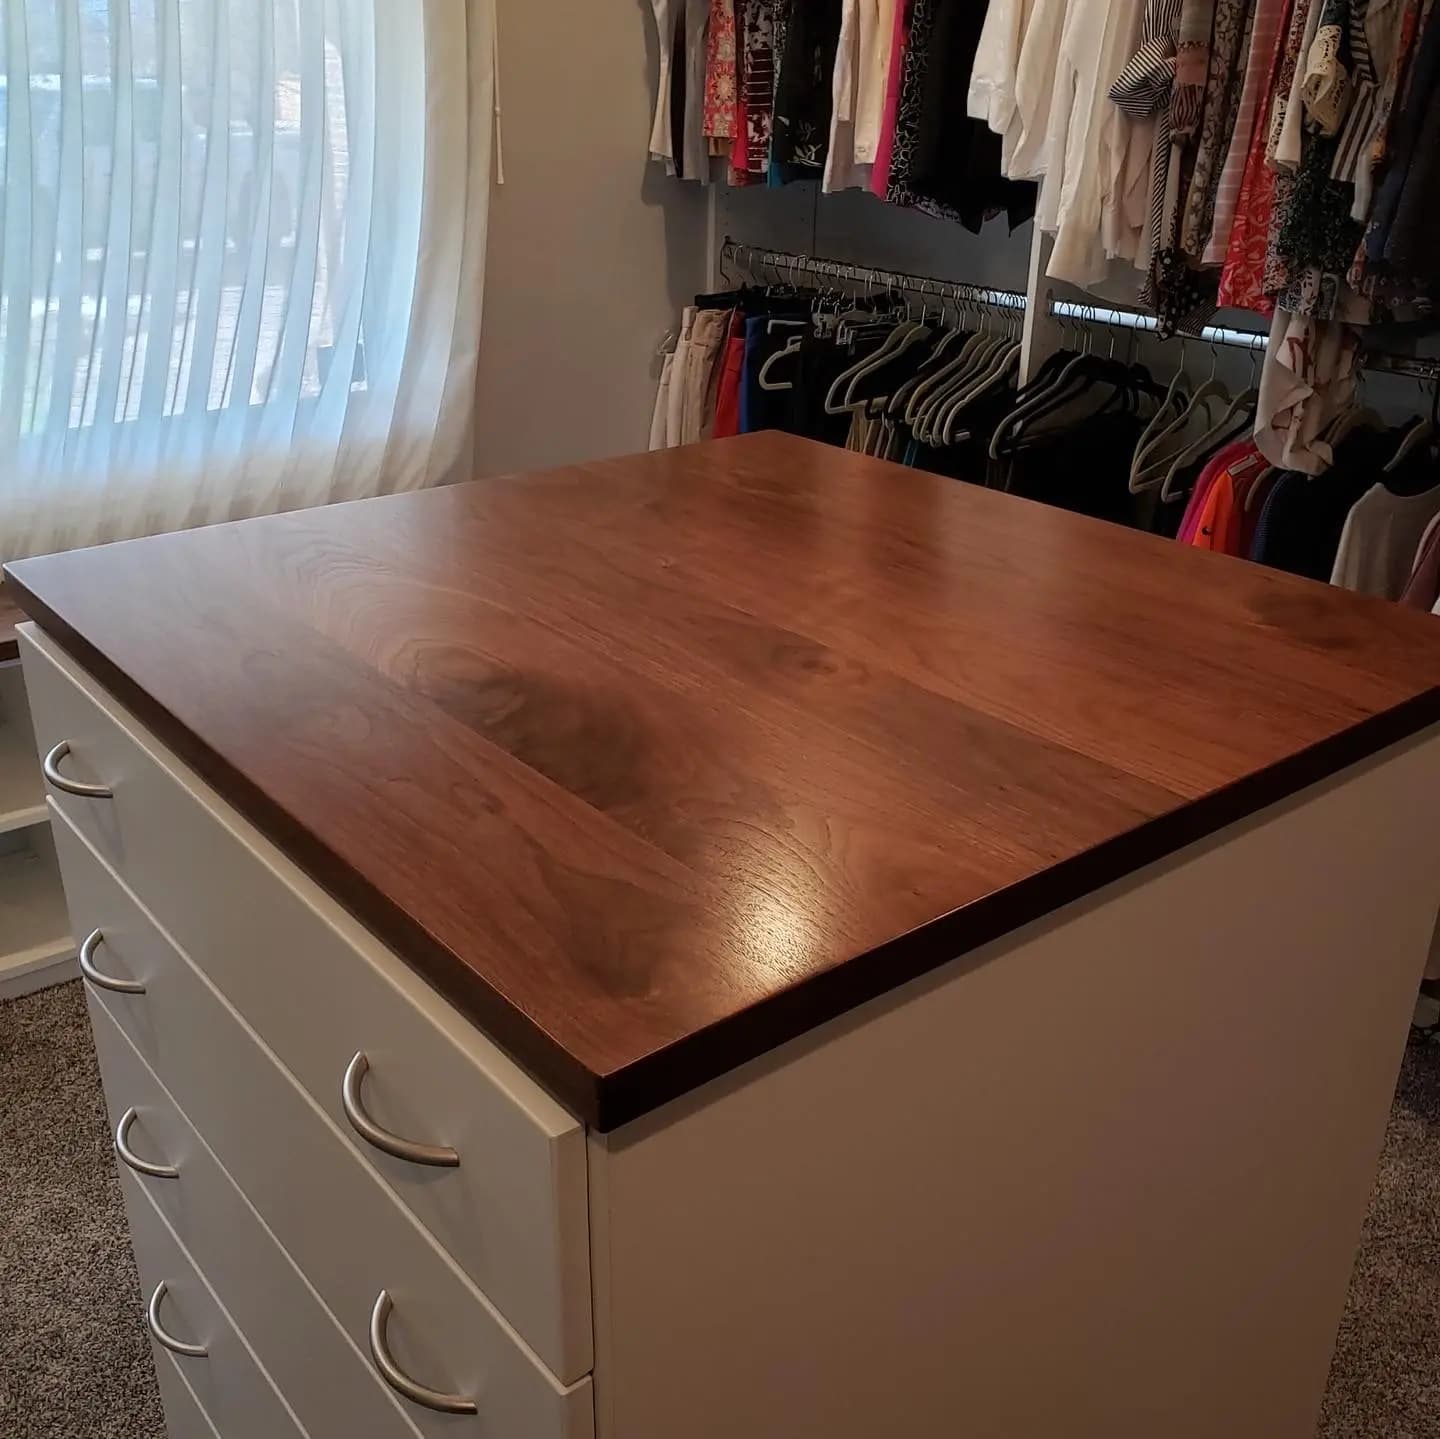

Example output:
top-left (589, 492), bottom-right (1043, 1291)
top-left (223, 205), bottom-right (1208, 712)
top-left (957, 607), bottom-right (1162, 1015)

top-left (1, 979), bottom-right (1437, 1438)
top-left (0, 982), bottom-right (162, 1439)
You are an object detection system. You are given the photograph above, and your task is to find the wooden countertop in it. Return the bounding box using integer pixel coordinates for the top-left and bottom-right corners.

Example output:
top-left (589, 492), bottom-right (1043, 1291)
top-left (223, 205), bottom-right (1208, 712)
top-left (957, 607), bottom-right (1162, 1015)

top-left (9, 433), bottom-right (1440, 1127)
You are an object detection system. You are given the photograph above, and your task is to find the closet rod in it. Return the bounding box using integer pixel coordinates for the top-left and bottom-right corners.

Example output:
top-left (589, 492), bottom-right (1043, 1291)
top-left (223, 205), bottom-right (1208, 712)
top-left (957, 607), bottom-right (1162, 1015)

top-left (1046, 297), bottom-right (1266, 353)
top-left (720, 239), bottom-right (1027, 314)
top-left (721, 239), bottom-right (1440, 380)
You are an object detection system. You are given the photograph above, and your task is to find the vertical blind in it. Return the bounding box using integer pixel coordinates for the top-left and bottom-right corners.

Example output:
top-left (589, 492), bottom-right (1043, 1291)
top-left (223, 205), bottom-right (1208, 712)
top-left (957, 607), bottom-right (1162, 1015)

top-left (0, 0), bottom-right (492, 565)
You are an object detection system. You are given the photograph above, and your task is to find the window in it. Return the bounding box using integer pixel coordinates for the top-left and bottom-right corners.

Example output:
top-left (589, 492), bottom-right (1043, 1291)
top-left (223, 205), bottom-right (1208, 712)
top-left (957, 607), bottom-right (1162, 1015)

top-left (0, 0), bottom-right (491, 565)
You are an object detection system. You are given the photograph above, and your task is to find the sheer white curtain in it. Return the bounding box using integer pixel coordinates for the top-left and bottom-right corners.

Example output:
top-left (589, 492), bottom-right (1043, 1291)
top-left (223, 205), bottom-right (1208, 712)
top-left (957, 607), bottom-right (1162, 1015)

top-left (0, 0), bottom-right (492, 566)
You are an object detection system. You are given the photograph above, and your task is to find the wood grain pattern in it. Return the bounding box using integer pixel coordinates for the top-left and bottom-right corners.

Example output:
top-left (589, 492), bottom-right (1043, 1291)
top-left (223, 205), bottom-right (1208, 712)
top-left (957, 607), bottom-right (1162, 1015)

top-left (9, 433), bottom-right (1440, 1128)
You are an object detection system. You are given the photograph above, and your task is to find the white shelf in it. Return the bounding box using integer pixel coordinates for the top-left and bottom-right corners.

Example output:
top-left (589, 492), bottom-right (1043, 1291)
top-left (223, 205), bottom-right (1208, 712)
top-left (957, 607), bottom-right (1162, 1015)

top-left (0, 661), bottom-right (46, 836)
top-left (0, 709), bottom-right (45, 835)
top-left (0, 832), bottom-right (74, 999)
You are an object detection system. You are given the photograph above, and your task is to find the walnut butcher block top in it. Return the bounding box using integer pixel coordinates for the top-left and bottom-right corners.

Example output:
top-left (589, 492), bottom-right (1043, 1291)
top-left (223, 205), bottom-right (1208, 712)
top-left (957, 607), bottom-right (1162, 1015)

top-left (10, 433), bottom-right (1440, 1126)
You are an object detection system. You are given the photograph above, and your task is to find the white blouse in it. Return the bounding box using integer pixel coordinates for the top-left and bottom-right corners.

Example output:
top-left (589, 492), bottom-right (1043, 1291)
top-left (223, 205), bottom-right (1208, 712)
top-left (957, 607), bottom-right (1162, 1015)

top-left (1042, 0), bottom-right (1147, 288)
top-left (854, 0), bottom-right (899, 165)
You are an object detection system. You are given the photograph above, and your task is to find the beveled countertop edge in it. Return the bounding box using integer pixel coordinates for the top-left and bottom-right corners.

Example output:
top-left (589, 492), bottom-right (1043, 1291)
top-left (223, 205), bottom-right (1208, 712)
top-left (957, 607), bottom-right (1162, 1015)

top-left (11, 570), bottom-right (1440, 1131)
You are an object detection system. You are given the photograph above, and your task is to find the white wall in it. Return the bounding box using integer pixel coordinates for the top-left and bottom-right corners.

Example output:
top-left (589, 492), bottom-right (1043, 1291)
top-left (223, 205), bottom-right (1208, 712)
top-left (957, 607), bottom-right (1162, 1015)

top-left (472, 0), bottom-right (710, 476)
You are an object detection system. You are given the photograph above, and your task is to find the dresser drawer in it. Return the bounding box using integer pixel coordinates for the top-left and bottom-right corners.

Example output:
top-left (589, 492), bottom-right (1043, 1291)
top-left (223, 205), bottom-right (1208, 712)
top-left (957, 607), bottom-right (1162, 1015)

top-left (19, 622), bottom-right (591, 1381)
top-left (52, 805), bottom-right (595, 1439)
top-left (119, 1164), bottom-right (305, 1439)
top-left (152, 1347), bottom-right (222, 1439)
top-left (86, 990), bottom-right (425, 1439)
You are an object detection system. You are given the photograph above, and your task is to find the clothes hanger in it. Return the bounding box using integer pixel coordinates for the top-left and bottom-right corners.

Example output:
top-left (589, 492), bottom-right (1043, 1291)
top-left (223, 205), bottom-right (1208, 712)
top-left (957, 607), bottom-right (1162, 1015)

top-left (914, 288), bottom-right (1023, 441)
top-left (1383, 408), bottom-right (1435, 473)
top-left (758, 336), bottom-right (803, 390)
top-left (1132, 337), bottom-right (1232, 493)
top-left (915, 330), bottom-right (1007, 441)
top-left (989, 301), bottom-right (1116, 456)
top-left (992, 304), bottom-right (1136, 454)
top-left (934, 301), bottom-right (1023, 444)
top-left (1156, 378), bottom-right (1261, 502)
top-left (1157, 407), bottom-right (1257, 504)
top-left (982, 324), bottom-right (1080, 458)
top-left (889, 288), bottom-right (967, 417)
top-left (833, 291), bottom-right (933, 414)
top-left (987, 335), bottom-right (1076, 457)
top-left (905, 297), bottom-right (991, 434)
top-left (1129, 335), bottom-right (1194, 492)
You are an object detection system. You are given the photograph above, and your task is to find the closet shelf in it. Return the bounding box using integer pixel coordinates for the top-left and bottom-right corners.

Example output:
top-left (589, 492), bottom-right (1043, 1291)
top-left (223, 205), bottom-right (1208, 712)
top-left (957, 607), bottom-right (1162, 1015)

top-left (0, 591), bottom-right (22, 664)
top-left (0, 714), bottom-right (46, 835)
top-left (0, 839), bottom-right (72, 993)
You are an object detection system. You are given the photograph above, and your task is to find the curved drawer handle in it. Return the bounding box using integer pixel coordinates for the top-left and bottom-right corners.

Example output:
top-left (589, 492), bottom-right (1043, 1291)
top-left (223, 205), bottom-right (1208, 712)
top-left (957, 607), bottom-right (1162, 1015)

top-left (42, 740), bottom-right (114, 799)
top-left (79, 929), bottom-right (146, 995)
top-left (368, 1290), bottom-right (477, 1415)
top-left (147, 1282), bottom-right (207, 1358)
top-left (341, 1052), bottom-right (459, 1168)
top-left (115, 1107), bottom-right (179, 1180)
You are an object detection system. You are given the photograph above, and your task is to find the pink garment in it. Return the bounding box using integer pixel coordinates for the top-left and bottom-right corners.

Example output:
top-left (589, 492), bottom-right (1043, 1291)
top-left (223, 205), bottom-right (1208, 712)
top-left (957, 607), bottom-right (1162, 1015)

top-left (870, 0), bottom-right (910, 198)
top-left (1177, 439), bottom-right (1257, 544)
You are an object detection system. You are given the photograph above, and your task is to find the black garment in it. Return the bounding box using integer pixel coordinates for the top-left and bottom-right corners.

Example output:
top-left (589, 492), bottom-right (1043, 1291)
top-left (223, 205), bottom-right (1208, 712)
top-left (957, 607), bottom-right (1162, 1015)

top-left (1365, 0), bottom-right (1440, 304)
top-left (906, 382), bottom-right (1019, 485)
top-left (1250, 429), bottom-right (1398, 580)
top-left (741, 307), bottom-right (813, 433)
top-left (904, 0), bottom-right (1037, 232)
top-left (1003, 412), bottom-right (1152, 528)
top-left (771, 0), bottom-right (842, 172)
top-left (670, 2), bottom-right (688, 178)
top-left (791, 331), bottom-right (891, 444)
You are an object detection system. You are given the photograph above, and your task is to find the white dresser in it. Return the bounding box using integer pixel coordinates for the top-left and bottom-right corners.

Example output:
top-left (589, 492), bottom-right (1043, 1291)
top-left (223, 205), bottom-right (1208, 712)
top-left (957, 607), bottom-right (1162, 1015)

top-left (22, 617), bottom-right (1440, 1439)
top-left (22, 625), bottom-right (594, 1438)
top-left (13, 436), bottom-right (1440, 1439)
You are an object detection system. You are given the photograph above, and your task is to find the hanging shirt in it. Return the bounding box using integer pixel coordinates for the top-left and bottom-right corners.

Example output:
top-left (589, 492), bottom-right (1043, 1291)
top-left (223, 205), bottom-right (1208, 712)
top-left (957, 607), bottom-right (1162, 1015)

top-left (889, 0), bottom-right (1035, 229)
top-left (854, 0), bottom-right (900, 162)
top-left (1177, 438), bottom-right (1260, 542)
top-left (704, 0), bottom-right (740, 142)
top-left (1346, 0), bottom-right (1426, 231)
top-left (1006, 0), bottom-right (1072, 179)
top-left (1331, 481), bottom-right (1440, 598)
top-left (1273, 0), bottom-right (1323, 171)
top-left (1043, 0), bottom-right (1149, 288)
top-left (870, 0), bottom-right (911, 194)
top-left (1255, 309), bottom-right (1358, 475)
top-left (1217, 0), bottom-right (1298, 312)
top-left (1178, 0), bottom-right (1256, 260)
top-left (740, 1), bottom-right (778, 175)
top-left (968, 0), bottom-right (1039, 171)
top-left (1110, 0), bottom-right (1181, 293)
top-left (1250, 460), bottom-right (1372, 578)
top-left (825, 0), bottom-right (873, 190)
top-left (773, 0), bottom-right (844, 172)
top-left (649, 0), bottom-right (680, 172)
top-left (1203, 0), bottom-right (1289, 263)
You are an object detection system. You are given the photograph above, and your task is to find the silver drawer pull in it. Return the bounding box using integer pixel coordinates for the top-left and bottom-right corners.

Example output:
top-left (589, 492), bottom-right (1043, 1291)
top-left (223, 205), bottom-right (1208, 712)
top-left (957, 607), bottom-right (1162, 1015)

top-left (341, 1052), bottom-right (459, 1168)
top-left (79, 929), bottom-right (146, 995)
top-left (368, 1290), bottom-right (477, 1415)
top-left (147, 1282), bottom-right (207, 1358)
top-left (115, 1107), bottom-right (179, 1179)
top-left (42, 740), bottom-right (114, 799)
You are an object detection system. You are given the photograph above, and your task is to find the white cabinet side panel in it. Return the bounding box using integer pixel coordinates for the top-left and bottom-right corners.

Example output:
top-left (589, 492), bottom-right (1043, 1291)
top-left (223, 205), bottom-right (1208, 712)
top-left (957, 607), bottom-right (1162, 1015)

top-left (591, 733), bottom-right (1440, 1439)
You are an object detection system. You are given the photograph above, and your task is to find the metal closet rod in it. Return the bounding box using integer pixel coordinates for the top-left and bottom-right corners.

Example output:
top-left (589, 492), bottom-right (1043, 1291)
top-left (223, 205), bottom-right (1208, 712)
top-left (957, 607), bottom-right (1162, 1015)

top-left (1048, 297), bottom-right (1266, 353)
top-left (721, 239), bottom-right (1026, 314)
top-left (722, 238), bottom-right (1440, 380)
